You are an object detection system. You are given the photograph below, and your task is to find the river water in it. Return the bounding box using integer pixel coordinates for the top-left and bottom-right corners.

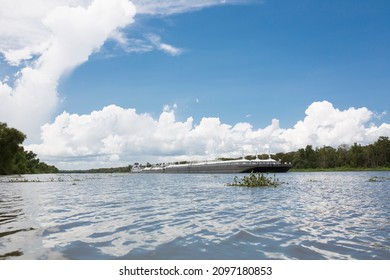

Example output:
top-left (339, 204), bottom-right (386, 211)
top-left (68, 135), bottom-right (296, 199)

top-left (0, 172), bottom-right (389, 260)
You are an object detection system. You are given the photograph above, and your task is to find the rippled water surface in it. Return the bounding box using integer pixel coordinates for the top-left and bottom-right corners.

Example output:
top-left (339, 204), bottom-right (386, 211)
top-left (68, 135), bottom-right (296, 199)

top-left (1, 172), bottom-right (389, 260)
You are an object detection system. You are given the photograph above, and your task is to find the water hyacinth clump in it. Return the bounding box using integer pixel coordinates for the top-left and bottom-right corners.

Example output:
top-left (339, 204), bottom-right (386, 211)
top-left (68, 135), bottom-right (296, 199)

top-left (368, 176), bottom-right (390, 182)
top-left (5, 175), bottom-right (82, 183)
top-left (227, 173), bottom-right (279, 187)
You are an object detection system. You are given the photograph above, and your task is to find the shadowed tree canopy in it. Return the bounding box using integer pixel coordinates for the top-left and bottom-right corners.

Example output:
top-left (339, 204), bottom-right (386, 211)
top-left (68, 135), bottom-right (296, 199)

top-left (0, 122), bottom-right (58, 175)
top-left (274, 136), bottom-right (390, 169)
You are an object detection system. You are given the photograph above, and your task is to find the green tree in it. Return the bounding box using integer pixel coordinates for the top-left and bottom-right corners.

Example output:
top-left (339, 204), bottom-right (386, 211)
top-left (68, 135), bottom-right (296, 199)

top-left (349, 143), bottom-right (366, 168)
top-left (317, 146), bottom-right (337, 168)
top-left (0, 122), bottom-right (26, 174)
top-left (25, 150), bottom-right (40, 173)
top-left (336, 144), bottom-right (350, 167)
top-left (304, 145), bottom-right (317, 168)
top-left (372, 136), bottom-right (390, 167)
top-left (292, 148), bottom-right (306, 168)
top-left (0, 122), bottom-right (58, 174)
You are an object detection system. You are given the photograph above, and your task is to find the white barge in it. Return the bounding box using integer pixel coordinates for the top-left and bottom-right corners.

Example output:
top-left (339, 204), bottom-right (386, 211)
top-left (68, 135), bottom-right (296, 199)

top-left (132, 157), bottom-right (291, 174)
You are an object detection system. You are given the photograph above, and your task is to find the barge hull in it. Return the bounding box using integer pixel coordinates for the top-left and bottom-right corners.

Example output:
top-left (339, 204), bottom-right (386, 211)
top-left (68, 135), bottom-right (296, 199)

top-left (139, 162), bottom-right (291, 173)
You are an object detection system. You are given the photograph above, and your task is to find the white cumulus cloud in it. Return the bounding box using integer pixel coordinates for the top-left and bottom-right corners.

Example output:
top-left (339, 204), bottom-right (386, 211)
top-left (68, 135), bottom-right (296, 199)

top-left (281, 101), bottom-right (382, 150)
top-left (0, 0), bottom-right (242, 142)
top-left (27, 101), bottom-right (390, 170)
top-left (0, 0), bottom-right (93, 65)
top-left (0, 0), bottom-right (136, 141)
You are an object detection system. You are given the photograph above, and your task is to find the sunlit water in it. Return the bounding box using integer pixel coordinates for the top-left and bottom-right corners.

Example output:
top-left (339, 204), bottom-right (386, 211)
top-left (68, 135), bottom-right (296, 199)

top-left (0, 172), bottom-right (389, 260)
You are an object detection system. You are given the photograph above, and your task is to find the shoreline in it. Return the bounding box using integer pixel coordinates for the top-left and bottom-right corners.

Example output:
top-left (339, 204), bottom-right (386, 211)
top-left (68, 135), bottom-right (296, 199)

top-left (290, 167), bottom-right (390, 172)
top-left (1, 167), bottom-right (390, 176)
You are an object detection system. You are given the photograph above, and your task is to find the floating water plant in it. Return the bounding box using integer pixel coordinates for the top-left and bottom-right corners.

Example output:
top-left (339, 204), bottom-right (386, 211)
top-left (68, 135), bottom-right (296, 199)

top-left (6, 176), bottom-right (82, 183)
top-left (368, 176), bottom-right (390, 182)
top-left (227, 173), bottom-right (279, 187)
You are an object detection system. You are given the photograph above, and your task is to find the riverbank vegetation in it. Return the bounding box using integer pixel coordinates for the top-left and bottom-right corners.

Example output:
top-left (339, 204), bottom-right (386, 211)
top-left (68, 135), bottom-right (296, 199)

top-left (230, 136), bottom-right (389, 171)
top-left (0, 122), bottom-right (58, 175)
top-left (277, 136), bottom-right (390, 171)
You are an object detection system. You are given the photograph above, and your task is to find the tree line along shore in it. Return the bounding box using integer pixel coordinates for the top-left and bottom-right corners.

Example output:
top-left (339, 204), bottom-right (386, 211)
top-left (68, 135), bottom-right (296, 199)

top-left (0, 122), bottom-right (58, 175)
top-left (273, 136), bottom-right (390, 171)
top-left (1, 122), bottom-right (389, 175)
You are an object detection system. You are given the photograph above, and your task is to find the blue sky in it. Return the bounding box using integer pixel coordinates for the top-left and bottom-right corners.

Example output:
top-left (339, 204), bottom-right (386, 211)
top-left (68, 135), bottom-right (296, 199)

top-left (59, 0), bottom-right (390, 128)
top-left (1, 0), bottom-right (390, 168)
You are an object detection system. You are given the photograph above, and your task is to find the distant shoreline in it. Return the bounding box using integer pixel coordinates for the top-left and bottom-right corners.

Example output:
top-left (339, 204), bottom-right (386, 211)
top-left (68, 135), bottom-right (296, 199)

top-left (60, 167), bottom-right (390, 174)
top-left (2, 167), bottom-right (389, 175)
top-left (290, 167), bottom-right (390, 172)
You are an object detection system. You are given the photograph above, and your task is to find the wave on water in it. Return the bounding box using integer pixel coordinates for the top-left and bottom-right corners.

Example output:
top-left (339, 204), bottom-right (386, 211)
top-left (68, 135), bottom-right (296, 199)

top-left (1, 172), bottom-right (389, 259)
